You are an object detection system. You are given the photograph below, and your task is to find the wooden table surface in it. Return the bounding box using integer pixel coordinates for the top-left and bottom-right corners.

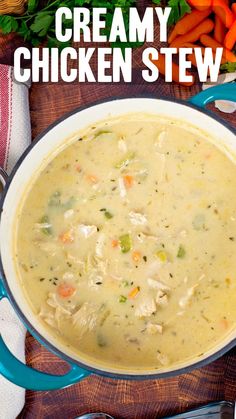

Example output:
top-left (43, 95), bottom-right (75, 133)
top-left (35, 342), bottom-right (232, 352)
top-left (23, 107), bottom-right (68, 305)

top-left (0, 14), bottom-right (236, 418)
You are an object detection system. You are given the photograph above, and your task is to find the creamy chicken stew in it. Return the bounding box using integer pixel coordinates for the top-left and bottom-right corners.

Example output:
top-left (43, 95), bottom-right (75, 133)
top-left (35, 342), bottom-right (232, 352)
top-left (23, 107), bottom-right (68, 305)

top-left (15, 114), bottom-right (236, 372)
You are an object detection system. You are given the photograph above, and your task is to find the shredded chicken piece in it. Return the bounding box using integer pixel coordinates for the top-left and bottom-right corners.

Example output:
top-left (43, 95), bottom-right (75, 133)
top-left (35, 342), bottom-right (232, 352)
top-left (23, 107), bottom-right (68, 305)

top-left (118, 177), bottom-right (127, 198)
top-left (78, 224), bottom-right (97, 238)
top-left (147, 278), bottom-right (170, 292)
top-left (129, 211), bottom-right (147, 226)
top-left (179, 284), bottom-right (199, 308)
top-left (146, 322), bottom-right (163, 335)
top-left (135, 296), bottom-right (156, 318)
top-left (95, 233), bottom-right (105, 258)
top-left (64, 209), bottom-right (74, 219)
top-left (118, 139), bottom-right (127, 153)
top-left (36, 241), bottom-right (59, 257)
top-left (156, 290), bottom-right (168, 306)
top-left (137, 232), bottom-right (158, 242)
top-left (35, 222), bottom-right (52, 230)
top-left (156, 131), bottom-right (167, 148)
top-left (156, 352), bottom-right (170, 366)
top-left (73, 302), bottom-right (99, 333)
top-left (63, 271), bottom-right (75, 281)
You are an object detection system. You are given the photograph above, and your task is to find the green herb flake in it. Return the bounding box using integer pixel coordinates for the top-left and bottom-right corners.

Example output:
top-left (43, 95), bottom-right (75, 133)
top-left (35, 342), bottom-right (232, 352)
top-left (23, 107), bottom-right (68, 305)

top-left (119, 234), bottom-right (132, 253)
top-left (119, 295), bottom-right (127, 303)
top-left (115, 152), bottom-right (135, 169)
top-left (177, 245), bottom-right (186, 259)
top-left (97, 333), bottom-right (107, 348)
top-left (121, 280), bottom-right (129, 287)
top-left (220, 62), bottom-right (236, 73)
top-left (104, 211), bottom-right (113, 219)
top-left (39, 215), bottom-right (52, 236)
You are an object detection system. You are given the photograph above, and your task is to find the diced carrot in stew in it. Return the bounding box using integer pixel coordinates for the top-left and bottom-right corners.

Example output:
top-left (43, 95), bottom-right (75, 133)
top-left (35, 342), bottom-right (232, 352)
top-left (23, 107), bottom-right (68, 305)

top-left (58, 283), bottom-right (76, 298)
top-left (128, 286), bottom-right (140, 299)
top-left (132, 251), bottom-right (141, 262)
top-left (123, 175), bottom-right (134, 188)
top-left (219, 318), bottom-right (229, 330)
top-left (87, 174), bottom-right (98, 183)
top-left (111, 239), bottom-right (118, 248)
top-left (59, 230), bottom-right (74, 244)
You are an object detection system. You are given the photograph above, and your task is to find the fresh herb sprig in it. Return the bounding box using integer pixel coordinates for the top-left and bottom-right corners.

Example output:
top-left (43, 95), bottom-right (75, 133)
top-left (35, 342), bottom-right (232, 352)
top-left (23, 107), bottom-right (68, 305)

top-left (153, 0), bottom-right (191, 25)
top-left (0, 0), bottom-right (137, 48)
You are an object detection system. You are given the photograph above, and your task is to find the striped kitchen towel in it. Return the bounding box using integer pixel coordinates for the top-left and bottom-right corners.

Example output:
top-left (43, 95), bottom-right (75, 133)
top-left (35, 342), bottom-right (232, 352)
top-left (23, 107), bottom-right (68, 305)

top-left (0, 63), bottom-right (31, 419)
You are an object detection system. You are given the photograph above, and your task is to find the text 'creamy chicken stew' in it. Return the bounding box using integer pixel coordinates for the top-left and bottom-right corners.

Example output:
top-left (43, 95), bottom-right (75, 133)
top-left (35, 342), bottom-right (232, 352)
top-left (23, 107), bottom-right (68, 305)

top-left (15, 114), bottom-right (236, 371)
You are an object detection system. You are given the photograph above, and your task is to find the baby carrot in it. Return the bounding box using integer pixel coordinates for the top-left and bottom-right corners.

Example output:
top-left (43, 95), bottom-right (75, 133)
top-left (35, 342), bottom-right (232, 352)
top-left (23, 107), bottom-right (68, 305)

top-left (224, 20), bottom-right (236, 50)
top-left (58, 283), bottom-right (76, 298)
top-left (170, 19), bottom-right (214, 48)
top-left (214, 15), bottom-right (227, 43)
top-left (200, 34), bottom-right (236, 61)
top-left (128, 286), bottom-right (140, 299)
top-left (168, 26), bottom-right (179, 44)
top-left (212, 0), bottom-right (234, 28)
top-left (123, 175), bottom-right (134, 188)
top-left (232, 4), bottom-right (236, 17)
top-left (187, 0), bottom-right (212, 11)
top-left (174, 8), bottom-right (212, 36)
top-left (150, 53), bottom-right (195, 87)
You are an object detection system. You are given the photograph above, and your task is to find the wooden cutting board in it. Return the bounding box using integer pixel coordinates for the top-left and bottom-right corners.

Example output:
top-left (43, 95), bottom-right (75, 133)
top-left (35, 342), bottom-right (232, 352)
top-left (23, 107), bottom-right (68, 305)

top-left (0, 23), bottom-right (236, 419)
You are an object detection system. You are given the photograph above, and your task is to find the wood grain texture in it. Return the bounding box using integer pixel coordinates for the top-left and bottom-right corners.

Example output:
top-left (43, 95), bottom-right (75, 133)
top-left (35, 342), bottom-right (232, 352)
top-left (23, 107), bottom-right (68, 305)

top-left (0, 8), bottom-right (236, 418)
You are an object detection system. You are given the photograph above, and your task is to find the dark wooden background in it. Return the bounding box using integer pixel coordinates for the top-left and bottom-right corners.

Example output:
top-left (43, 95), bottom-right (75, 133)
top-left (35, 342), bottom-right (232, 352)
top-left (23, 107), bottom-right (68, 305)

top-left (0, 12), bottom-right (236, 418)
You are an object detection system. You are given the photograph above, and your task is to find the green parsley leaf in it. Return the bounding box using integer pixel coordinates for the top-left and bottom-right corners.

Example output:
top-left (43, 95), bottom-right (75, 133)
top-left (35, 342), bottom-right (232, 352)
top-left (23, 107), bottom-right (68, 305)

top-left (168, 0), bottom-right (191, 26)
top-left (30, 14), bottom-right (54, 37)
top-left (0, 15), bottom-right (18, 34)
top-left (177, 245), bottom-right (186, 258)
top-left (220, 62), bottom-right (236, 73)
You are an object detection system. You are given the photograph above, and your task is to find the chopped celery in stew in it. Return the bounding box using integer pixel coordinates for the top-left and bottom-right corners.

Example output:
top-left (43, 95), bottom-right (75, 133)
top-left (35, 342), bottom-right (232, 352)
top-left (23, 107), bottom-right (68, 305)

top-left (16, 114), bottom-right (236, 371)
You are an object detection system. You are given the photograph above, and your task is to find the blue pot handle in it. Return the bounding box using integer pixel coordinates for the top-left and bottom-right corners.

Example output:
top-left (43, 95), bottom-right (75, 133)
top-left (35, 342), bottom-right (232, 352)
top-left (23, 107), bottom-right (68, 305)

top-left (0, 281), bottom-right (91, 390)
top-left (189, 82), bottom-right (236, 108)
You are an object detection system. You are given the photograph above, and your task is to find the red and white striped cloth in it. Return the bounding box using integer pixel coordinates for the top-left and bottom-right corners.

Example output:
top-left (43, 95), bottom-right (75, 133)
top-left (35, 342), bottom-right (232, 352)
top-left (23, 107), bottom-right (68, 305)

top-left (0, 63), bottom-right (31, 419)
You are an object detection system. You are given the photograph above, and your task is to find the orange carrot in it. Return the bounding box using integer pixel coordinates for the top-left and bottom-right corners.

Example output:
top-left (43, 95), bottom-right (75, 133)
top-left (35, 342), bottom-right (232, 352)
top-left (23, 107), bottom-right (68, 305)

top-left (128, 286), bottom-right (140, 299)
top-left (187, 0), bottom-right (212, 11)
top-left (170, 19), bottom-right (214, 48)
top-left (111, 239), bottom-right (118, 248)
top-left (86, 174), bottom-right (98, 184)
top-left (123, 175), bottom-right (134, 188)
top-left (212, 0), bottom-right (234, 28)
top-left (58, 283), bottom-right (76, 298)
top-left (59, 230), bottom-right (74, 244)
top-left (174, 8), bottom-right (212, 36)
top-left (200, 33), bottom-right (236, 61)
top-left (168, 26), bottom-right (179, 44)
top-left (132, 251), bottom-right (141, 263)
top-left (232, 4), bottom-right (236, 17)
top-left (214, 15), bottom-right (227, 43)
top-left (219, 318), bottom-right (229, 330)
top-left (150, 53), bottom-right (195, 87)
top-left (224, 20), bottom-right (236, 50)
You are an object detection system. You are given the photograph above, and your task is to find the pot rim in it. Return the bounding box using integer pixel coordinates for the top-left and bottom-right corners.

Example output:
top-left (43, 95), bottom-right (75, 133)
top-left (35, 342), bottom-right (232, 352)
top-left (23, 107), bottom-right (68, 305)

top-left (1, 93), bottom-right (236, 380)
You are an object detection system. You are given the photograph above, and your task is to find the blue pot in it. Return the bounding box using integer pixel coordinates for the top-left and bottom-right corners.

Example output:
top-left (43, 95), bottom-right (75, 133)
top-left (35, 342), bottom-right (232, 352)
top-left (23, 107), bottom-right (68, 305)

top-left (0, 83), bottom-right (235, 391)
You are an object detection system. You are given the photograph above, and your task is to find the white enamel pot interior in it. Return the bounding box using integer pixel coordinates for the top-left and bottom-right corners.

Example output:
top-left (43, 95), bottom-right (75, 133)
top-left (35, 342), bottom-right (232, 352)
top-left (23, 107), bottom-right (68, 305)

top-left (1, 97), bottom-right (236, 379)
